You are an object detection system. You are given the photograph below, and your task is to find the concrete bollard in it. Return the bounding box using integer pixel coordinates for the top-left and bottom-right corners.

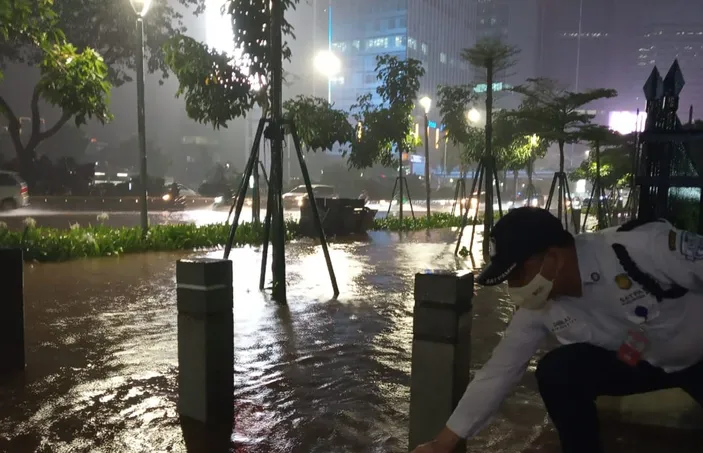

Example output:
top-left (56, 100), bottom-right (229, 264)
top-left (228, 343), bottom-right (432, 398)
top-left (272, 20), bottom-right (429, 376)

top-left (409, 270), bottom-right (473, 452)
top-left (176, 258), bottom-right (234, 425)
top-left (0, 248), bottom-right (25, 374)
top-left (572, 208), bottom-right (582, 234)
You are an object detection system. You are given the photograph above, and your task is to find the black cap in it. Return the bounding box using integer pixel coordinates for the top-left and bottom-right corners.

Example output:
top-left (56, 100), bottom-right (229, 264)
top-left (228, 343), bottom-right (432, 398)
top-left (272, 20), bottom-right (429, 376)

top-left (476, 207), bottom-right (570, 286)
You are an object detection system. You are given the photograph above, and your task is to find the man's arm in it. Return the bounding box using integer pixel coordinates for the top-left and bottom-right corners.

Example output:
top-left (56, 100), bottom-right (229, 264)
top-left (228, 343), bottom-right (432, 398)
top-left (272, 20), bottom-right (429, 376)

top-left (415, 306), bottom-right (547, 452)
top-left (615, 221), bottom-right (703, 292)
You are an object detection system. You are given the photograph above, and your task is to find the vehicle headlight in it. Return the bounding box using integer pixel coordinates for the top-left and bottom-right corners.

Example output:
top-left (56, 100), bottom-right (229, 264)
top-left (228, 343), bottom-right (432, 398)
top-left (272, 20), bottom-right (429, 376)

top-left (530, 198), bottom-right (539, 207)
top-left (214, 196), bottom-right (223, 204)
top-left (162, 194), bottom-right (171, 201)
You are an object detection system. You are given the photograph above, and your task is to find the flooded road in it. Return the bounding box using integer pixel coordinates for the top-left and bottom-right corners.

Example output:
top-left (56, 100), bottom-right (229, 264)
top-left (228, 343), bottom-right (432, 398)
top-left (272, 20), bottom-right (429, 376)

top-left (0, 229), bottom-right (697, 452)
top-left (0, 198), bottom-right (489, 231)
top-left (0, 229), bottom-right (550, 453)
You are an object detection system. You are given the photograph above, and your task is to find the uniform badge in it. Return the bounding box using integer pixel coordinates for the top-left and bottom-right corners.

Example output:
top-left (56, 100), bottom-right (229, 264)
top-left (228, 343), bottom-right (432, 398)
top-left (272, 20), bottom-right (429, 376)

top-left (668, 230), bottom-right (677, 251)
top-left (489, 237), bottom-right (497, 258)
top-left (615, 274), bottom-right (632, 290)
top-left (679, 231), bottom-right (703, 262)
top-left (590, 272), bottom-right (600, 282)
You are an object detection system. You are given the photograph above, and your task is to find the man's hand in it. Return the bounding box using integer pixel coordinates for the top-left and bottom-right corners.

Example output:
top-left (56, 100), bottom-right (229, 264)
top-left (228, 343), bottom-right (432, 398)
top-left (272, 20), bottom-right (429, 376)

top-left (410, 427), bottom-right (461, 453)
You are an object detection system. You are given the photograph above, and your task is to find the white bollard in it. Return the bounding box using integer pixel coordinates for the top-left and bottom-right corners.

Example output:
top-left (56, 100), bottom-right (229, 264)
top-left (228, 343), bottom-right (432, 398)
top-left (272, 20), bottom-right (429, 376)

top-left (409, 270), bottom-right (473, 452)
top-left (176, 258), bottom-right (234, 425)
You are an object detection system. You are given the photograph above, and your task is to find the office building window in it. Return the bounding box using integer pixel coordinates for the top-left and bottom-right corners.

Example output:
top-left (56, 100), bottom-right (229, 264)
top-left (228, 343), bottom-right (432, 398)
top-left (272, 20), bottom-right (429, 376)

top-left (395, 35), bottom-right (404, 47)
top-left (421, 43), bottom-right (428, 54)
top-left (352, 40), bottom-right (360, 50)
top-left (408, 38), bottom-right (417, 49)
top-left (368, 37), bottom-right (390, 49)
top-left (440, 52), bottom-right (447, 63)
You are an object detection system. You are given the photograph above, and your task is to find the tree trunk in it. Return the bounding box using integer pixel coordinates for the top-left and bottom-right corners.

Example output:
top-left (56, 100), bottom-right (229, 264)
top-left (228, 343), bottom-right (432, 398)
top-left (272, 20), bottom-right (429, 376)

top-left (483, 61), bottom-right (494, 257)
top-left (513, 170), bottom-right (519, 201)
top-left (18, 147), bottom-right (37, 189)
top-left (557, 139), bottom-right (565, 222)
top-left (527, 158), bottom-right (534, 197)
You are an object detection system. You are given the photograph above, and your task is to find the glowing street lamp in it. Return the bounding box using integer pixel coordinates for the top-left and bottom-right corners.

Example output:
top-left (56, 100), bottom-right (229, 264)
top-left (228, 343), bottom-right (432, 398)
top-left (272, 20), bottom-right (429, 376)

top-left (419, 96), bottom-right (432, 216)
top-left (314, 50), bottom-right (341, 102)
top-left (129, 0), bottom-right (152, 16)
top-left (314, 50), bottom-right (341, 77)
top-left (467, 108), bottom-right (481, 124)
top-left (530, 134), bottom-right (539, 147)
top-left (129, 0), bottom-right (152, 235)
top-left (419, 96), bottom-right (432, 114)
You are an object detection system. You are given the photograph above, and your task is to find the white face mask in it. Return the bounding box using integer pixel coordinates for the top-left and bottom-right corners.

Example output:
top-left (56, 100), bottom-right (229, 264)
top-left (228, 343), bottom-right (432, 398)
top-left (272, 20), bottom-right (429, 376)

top-left (508, 261), bottom-right (555, 310)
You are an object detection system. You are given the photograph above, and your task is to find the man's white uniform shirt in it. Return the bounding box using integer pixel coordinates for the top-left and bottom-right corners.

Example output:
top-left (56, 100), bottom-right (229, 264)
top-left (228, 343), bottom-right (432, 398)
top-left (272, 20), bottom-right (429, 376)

top-left (446, 220), bottom-right (703, 439)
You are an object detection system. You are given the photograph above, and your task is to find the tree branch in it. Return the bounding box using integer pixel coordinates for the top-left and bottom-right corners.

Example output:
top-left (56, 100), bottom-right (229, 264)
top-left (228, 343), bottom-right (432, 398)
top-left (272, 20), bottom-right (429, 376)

top-left (0, 95), bottom-right (24, 153)
top-left (38, 111), bottom-right (71, 142)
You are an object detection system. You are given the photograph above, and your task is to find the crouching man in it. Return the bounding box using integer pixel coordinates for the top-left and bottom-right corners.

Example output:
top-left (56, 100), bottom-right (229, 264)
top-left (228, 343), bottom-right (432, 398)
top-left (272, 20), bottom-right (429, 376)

top-left (413, 207), bottom-right (703, 453)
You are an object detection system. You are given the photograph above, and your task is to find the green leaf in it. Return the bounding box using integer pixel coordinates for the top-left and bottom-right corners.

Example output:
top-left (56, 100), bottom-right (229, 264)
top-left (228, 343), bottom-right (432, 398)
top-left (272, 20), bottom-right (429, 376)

top-left (283, 95), bottom-right (353, 153)
top-left (163, 34), bottom-right (255, 129)
top-left (347, 55), bottom-right (425, 170)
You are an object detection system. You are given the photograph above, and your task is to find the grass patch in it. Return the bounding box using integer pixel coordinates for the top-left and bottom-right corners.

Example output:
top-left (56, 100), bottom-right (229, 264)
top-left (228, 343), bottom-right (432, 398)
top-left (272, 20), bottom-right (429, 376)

top-left (0, 212), bottom-right (486, 262)
top-left (0, 218), bottom-right (300, 262)
top-left (371, 212), bottom-right (480, 231)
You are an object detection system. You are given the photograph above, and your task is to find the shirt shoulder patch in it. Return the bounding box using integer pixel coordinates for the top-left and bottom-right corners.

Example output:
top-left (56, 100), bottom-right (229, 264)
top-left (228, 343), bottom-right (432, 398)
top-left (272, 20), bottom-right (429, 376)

top-left (679, 231), bottom-right (703, 262)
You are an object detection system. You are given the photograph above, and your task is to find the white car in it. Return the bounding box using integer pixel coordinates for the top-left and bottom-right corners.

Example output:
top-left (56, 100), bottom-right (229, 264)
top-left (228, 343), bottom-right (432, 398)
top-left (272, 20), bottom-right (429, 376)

top-left (282, 184), bottom-right (338, 207)
top-left (0, 171), bottom-right (29, 210)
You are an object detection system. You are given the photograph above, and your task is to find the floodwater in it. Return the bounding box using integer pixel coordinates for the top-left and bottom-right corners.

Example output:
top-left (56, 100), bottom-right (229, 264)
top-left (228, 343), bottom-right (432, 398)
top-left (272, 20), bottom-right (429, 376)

top-left (0, 230), bottom-right (700, 452)
top-left (0, 198), bottom-right (492, 231)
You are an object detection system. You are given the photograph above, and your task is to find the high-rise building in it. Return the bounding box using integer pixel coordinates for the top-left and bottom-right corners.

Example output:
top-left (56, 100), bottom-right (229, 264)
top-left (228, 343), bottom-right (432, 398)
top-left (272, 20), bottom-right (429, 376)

top-left (634, 1), bottom-right (703, 116)
top-left (309, 0), bottom-right (473, 167)
top-left (473, 0), bottom-right (541, 109)
top-left (537, 0), bottom-right (702, 117)
top-left (537, 0), bottom-right (618, 97)
top-left (323, 0), bottom-right (473, 113)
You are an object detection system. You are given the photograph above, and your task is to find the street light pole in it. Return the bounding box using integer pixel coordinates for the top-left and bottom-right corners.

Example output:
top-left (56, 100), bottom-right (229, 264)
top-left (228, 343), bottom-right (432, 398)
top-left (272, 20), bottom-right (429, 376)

top-left (419, 96), bottom-right (432, 217)
top-left (130, 0), bottom-right (151, 235)
top-left (136, 17), bottom-right (148, 234)
top-left (443, 134), bottom-right (448, 176)
top-left (423, 112), bottom-right (430, 217)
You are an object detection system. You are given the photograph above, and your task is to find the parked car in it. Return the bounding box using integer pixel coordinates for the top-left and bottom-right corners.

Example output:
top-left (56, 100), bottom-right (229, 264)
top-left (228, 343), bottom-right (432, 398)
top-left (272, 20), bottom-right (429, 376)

top-left (0, 171), bottom-right (29, 210)
top-left (282, 184), bottom-right (338, 208)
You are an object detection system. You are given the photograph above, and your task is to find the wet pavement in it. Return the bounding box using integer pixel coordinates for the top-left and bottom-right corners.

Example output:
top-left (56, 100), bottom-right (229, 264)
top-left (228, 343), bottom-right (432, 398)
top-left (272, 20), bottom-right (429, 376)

top-left (0, 229), bottom-right (699, 452)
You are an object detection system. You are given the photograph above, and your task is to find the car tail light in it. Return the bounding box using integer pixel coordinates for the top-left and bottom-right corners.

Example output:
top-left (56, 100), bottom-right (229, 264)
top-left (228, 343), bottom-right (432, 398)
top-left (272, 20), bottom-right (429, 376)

top-left (20, 185), bottom-right (28, 194)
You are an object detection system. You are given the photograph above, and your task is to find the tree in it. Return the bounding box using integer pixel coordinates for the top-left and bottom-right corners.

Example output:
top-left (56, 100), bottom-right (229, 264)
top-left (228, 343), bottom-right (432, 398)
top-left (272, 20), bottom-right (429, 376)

top-left (437, 83), bottom-right (481, 182)
top-left (348, 55), bottom-right (424, 169)
top-left (164, 35), bottom-right (255, 129)
top-left (492, 112), bottom-right (533, 200)
top-left (0, 0), bottom-right (112, 186)
top-left (282, 95), bottom-right (353, 153)
top-left (347, 55), bottom-right (424, 221)
top-left (512, 78), bottom-right (617, 223)
top-left (3, 0), bottom-right (205, 85)
top-left (2, 0), bottom-right (205, 183)
top-left (461, 38), bottom-right (520, 255)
